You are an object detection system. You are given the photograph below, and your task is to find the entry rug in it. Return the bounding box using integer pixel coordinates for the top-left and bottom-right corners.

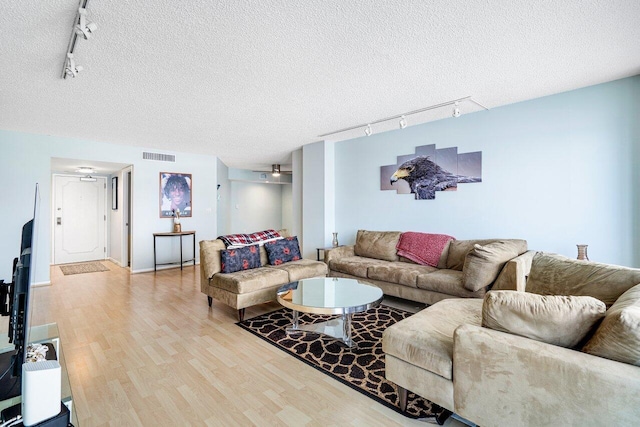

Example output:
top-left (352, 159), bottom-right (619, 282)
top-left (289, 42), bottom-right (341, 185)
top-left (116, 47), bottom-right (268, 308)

top-left (237, 305), bottom-right (445, 420)
top-left (59, 261), bottom-right (109, 275)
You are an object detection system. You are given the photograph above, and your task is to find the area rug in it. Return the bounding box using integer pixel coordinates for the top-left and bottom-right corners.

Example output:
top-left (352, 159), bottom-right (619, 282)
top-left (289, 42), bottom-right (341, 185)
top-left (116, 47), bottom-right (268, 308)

top-left (59, 261), bottom-right (109, 275)
top-left (237, 305), bottom-right (445, 420)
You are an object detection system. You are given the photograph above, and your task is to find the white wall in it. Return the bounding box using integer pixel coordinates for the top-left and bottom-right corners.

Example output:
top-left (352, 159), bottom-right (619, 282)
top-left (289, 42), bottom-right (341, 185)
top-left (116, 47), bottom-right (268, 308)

top-left (330, 76), bottom-right (640, 267)
top-left (229, 181), bottom-right (283, 233)
top-left (281, 184), bottom-right (293, 233)
top-left (0, 132), bottom-right (218, 282)
top-left (216, 159), bottom-right (231, 236)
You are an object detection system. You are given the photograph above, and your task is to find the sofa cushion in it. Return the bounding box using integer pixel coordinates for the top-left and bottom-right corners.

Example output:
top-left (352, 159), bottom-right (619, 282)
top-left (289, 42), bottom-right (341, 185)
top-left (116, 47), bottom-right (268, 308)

top-left (415, 270), bottom-right (485, 298)
top-left (382, 299), bottom-right (483, 380)
top-left (446, 239), bottom-right (527, 271)
top-left (212, 267), bottom-right (289, 294)
top-left (354, 230), bottom-right (401, 262)
top-left (463, 241), bottom-right (523, 292)
top-left (266, 259), bottom-right (328, 282)
top-left (583, 284), bottom-right (640, 366)
top-left (220, 244), bottom-right (261, 273)
top-left (526, 253), bottom-right (640, 307)
top-left (482, 291), bottom-right (606, 348)
top-left (367, 263), bottom-right (437, 287)
top-left (264, 236), bottom-right (302, 265)
top-left (328, 256), bottom-right (389, 277)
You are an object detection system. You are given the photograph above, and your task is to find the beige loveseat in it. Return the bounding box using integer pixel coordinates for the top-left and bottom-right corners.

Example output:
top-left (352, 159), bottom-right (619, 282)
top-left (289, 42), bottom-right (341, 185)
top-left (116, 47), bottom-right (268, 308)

top-left (200, 230), bottom-right (328, 320)
top-left (325, 230), bottom-right (531, 305)
top-left (383, 252), bottom-right (640, 426)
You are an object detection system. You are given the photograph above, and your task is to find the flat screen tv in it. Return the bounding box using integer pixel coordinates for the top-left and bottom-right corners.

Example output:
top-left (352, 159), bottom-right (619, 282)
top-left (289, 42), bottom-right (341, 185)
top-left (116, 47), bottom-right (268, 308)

top-left (0, 183), bottom-right (40, 400)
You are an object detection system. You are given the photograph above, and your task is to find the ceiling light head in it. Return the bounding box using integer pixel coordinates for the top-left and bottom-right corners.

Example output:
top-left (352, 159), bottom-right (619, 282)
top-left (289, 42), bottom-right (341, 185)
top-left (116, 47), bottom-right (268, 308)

top-left (364, 124), bottom-right (372, 136)
top-left (64, 53), bottom-right (83, 78)
top-left (452, 101), bottom-right (461, 118)
top-left (75, 167), bottom-right (95, 174)
top-left (271, 164), bottom-right (281, 176)
top-left (75, 8), bottom-right (97, 40)
top-left (399, 115), bottom-right (407, 129)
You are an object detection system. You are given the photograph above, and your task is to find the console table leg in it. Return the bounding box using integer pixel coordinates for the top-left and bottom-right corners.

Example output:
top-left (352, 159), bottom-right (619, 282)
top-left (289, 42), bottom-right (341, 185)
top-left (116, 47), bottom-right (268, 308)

top-left (207, 296), bottom-right (212, 307)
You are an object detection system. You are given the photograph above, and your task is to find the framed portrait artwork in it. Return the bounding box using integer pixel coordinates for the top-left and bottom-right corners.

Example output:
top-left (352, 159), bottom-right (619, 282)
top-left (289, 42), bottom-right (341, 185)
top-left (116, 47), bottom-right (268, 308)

top-left (111, 176), bottom-right (118, 210)
top-left (160, 172), bottom-right (192, 218)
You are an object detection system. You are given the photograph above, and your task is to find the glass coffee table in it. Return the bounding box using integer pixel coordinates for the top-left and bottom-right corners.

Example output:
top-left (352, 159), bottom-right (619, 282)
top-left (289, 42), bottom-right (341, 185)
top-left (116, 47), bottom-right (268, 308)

top-left (276, 277), bottom-right (383, 348)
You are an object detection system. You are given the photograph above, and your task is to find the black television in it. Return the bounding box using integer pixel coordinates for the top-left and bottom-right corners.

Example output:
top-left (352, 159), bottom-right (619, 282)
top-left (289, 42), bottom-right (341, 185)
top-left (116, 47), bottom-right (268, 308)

top-left (0, 183), bottom-right (40, 400)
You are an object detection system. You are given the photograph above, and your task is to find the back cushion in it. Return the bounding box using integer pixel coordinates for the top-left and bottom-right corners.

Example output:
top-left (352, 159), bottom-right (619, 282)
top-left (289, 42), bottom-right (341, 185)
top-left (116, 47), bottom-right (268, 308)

top-left (463, 241), bottom-right (523, 291)
top-left (527, 253), bottom-right (640, 307)
top-left (582, 284), bottom-right (640, 366)
top-left (354, 230), bottom-right (402, 261)
top-left (446, 239), bottom-right (527, 271)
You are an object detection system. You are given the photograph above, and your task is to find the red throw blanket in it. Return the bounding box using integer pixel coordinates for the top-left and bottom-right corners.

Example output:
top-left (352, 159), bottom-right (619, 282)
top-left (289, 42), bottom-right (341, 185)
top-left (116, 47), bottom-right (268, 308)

top-left (396, 232), bottom-right (455, 267)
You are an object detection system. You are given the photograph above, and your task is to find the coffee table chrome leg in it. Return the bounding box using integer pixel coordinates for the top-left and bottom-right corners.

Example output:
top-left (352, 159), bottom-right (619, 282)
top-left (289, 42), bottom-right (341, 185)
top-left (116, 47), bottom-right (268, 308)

top-left (286, 313), bottom-right (356, 348)
top-left (342, 313), bottom-right (354, 348)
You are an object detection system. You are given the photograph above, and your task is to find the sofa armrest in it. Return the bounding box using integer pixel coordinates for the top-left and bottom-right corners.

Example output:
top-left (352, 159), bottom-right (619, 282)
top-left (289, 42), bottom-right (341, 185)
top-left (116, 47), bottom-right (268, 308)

top-left (453, 324), bottom-right (640, 426)
top-left (324, 245), bottom-right (355, 264)
top-left (491, 250), bottom-right (536, 291)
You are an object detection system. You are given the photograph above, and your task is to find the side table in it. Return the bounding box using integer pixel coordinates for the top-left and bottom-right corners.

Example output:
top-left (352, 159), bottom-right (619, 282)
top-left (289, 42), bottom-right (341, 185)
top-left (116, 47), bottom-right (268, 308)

top-left (316, 246), bottom-right (342, 261)
top-left (153, 231), bottom-right (196, 271)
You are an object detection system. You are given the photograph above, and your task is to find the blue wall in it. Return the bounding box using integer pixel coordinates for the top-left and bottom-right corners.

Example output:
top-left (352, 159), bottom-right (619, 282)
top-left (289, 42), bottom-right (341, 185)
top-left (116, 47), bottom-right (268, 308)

top-left (333, 76), bottom-right (640, 267)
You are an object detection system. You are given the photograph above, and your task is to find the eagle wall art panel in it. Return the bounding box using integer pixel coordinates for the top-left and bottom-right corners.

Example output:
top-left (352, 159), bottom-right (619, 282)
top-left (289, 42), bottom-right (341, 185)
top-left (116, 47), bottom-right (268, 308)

top-left (381, 144), bottom-right (482, 200)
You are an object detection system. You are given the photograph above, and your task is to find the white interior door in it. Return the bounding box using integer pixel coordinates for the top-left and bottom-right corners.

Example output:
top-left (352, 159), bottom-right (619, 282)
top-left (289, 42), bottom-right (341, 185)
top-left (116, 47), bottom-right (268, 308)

top-left (54, 175), bottom-right (107, 264)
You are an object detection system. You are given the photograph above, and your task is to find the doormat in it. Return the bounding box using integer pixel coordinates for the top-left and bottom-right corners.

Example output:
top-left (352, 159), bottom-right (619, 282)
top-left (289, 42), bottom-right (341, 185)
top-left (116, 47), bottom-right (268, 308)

top-left (59, 262), bottom-right (109, 275)
top-left (237, 305), bottom-right (446, 421)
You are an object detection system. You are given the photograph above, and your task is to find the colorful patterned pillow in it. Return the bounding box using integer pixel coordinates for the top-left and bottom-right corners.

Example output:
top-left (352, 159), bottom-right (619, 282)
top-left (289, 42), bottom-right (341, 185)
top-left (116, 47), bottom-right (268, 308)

top-left (264, 237), bottom-right (302, 265)
top-left (220, 244), bottom-right (261, 273)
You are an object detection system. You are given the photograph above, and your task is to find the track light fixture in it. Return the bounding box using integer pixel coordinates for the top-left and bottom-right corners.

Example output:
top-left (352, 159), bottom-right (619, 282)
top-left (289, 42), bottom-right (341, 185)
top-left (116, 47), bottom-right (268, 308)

top-left (399, 115), bottom-right (407, 129)
top-left (318, 96), bottom-right (489, 138)
top-left (75, 7), bottom-right (97, 40)
top-left (452, 101), bottom-right (461, 118)
top-left (271, 164), bottom-right (281, 176)
top-left (64, 53), bottom-right (83, 78)
top-left (62, 0), bottom-right (97, 79)
top-left (364, 124), bottom-right (373, 136)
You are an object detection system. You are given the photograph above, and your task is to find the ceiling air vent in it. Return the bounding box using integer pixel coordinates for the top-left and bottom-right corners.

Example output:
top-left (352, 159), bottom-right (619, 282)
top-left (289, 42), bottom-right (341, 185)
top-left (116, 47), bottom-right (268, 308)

top-left (142, 152), bottom-right (175, 162)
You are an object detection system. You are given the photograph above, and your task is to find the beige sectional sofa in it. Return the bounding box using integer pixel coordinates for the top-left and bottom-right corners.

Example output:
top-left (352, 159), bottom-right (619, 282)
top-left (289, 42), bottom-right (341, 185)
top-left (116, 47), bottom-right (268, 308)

top-left (200, 230), bottom-right (328, 320)
top-left (383, 252), bottom-right (640, 426)
top-left (325, 229), bottom-right (531, 305)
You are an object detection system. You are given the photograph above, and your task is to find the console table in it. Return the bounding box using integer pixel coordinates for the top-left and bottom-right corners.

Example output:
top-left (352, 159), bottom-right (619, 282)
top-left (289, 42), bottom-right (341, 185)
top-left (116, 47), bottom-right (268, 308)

top-left (153, 231), bottom-right (196, 271)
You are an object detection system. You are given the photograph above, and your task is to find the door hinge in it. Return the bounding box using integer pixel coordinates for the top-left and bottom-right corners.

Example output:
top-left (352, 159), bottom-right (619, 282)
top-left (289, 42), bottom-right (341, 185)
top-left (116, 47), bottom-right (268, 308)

top-left (104, 215), bottom-right (106, 220)
top-left (104, 247), bottom-right (106, 253)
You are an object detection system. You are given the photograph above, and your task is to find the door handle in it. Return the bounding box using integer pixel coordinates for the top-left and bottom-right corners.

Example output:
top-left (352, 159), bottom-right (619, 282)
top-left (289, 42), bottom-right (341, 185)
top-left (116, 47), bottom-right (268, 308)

top-left (57, 217), bottom-right (62, 225)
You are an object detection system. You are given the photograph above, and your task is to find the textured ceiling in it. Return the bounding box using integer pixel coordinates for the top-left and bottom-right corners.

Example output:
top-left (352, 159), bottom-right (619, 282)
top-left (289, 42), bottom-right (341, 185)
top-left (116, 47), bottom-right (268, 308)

top-left (1, 1), bottom-right (639, 171)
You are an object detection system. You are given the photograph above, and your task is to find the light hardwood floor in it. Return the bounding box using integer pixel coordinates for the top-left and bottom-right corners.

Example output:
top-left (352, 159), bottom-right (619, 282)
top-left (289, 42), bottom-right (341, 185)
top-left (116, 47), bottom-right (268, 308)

top-left (29, 262), bottom-right (452, 426)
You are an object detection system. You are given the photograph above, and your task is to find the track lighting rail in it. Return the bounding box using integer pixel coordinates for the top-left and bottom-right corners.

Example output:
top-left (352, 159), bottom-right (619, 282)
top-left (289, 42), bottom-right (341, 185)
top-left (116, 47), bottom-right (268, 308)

top-left (318, 96), bottom-right (489, 138)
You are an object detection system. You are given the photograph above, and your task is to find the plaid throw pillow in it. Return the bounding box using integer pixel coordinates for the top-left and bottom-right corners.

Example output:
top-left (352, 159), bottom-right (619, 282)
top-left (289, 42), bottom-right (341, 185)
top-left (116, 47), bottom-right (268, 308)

top-left (220, 244), bottom-right (261, 273)
top-left (264, 237), bottom-right (302, 265)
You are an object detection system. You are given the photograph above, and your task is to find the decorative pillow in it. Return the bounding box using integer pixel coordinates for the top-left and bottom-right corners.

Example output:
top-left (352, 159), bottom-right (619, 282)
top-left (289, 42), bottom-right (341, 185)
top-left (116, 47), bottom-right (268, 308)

top-left (264, 237), bottom-right (302, 265)
top-left (463, 241), bottom-right (522, 292)
top-left (354, 230), bottom-right (402, 262)
top-left (526, 252), bottom-right (640, 307)
top-left (446, 239), bottom-right (527, 271)
top-left (220, 244), bottom-right (261, 273)
top-left (582, 283), bottom-right (640, 366)
top-left (482, 291), bottom-right (606, 348)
